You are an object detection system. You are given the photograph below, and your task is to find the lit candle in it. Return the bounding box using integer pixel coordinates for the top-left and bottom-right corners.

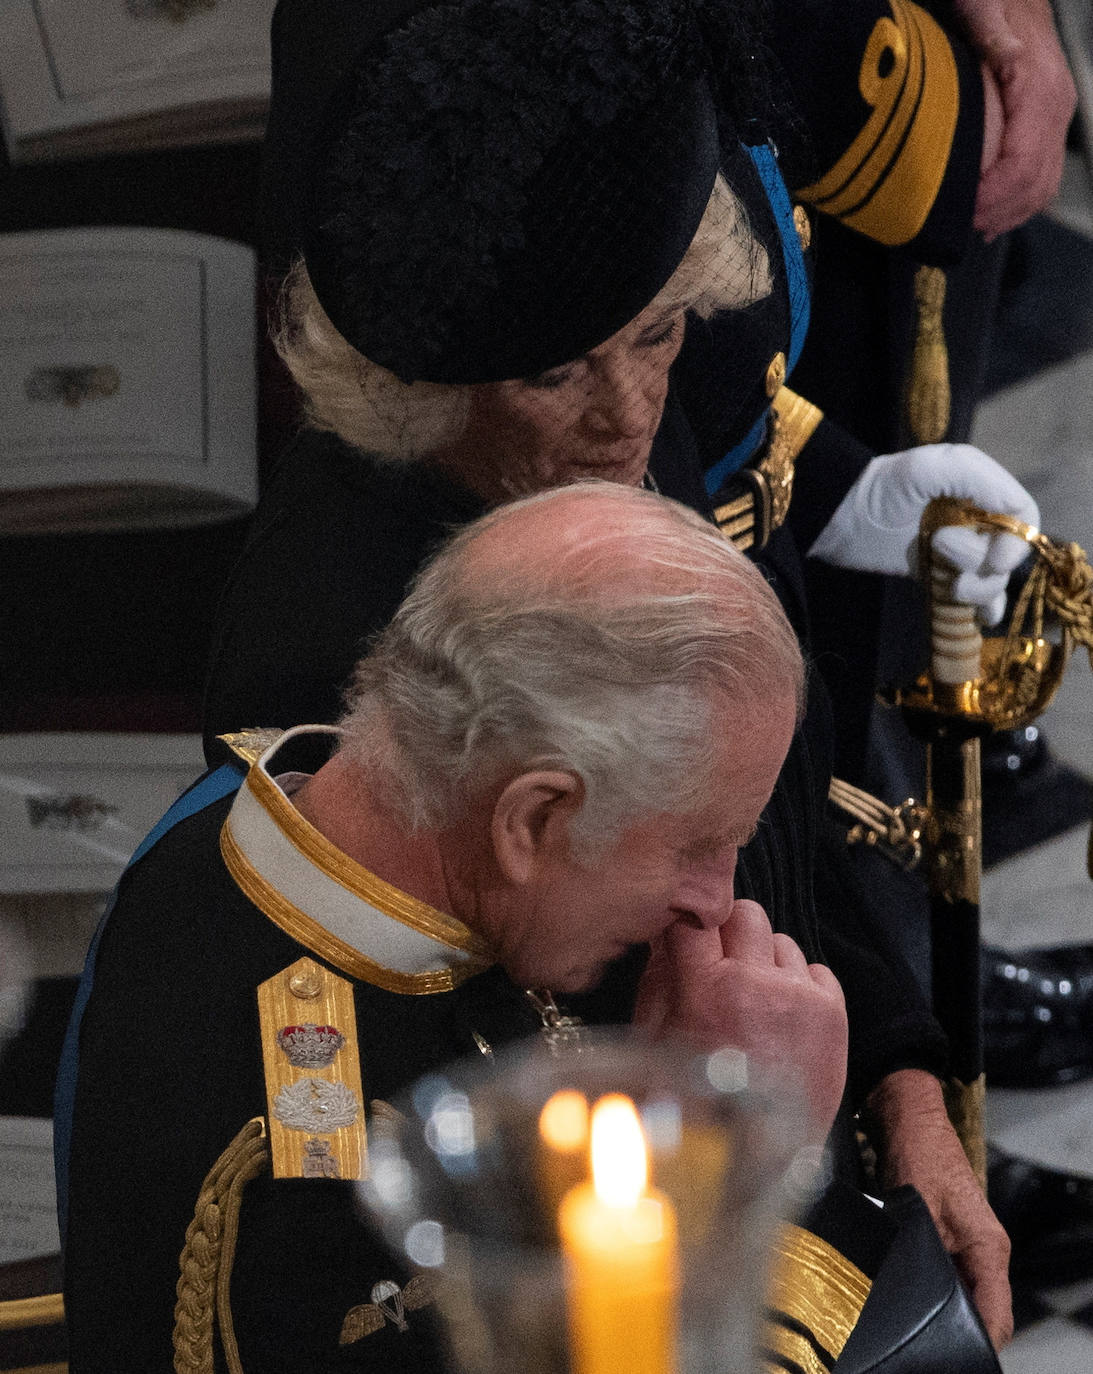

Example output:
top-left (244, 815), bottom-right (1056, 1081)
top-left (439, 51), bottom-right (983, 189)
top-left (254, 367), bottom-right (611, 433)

top-left (558, 1094), bottom-right (679, 1374)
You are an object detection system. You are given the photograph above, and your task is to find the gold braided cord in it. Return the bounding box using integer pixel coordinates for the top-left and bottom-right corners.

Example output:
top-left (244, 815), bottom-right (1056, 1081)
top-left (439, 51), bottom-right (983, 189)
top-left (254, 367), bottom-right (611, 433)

top-left (910, 501), bottom-right (1093, 729)
top-left (1034, 540), bottom-right (1093, 885)
top-left (828, 776), bottom-right (926, 870)
top-left (174, 1118), bottom-right (269, 1374)
top-left (173, 1191), bottom-right (221, 1371)
top-left (987, 528), bottom-right (1093, 724)
top-left (1041, 538), bottom-right (1093, 662)
top-left (216, 1129), bottom-right (273, 1374)
top-left (963, 511), bottom-right (1093, 652)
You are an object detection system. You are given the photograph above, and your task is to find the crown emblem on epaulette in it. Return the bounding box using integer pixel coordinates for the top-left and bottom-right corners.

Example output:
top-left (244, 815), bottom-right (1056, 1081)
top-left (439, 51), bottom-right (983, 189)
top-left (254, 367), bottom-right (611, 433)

top-left (276, 1023), bottom-right (346, 1069)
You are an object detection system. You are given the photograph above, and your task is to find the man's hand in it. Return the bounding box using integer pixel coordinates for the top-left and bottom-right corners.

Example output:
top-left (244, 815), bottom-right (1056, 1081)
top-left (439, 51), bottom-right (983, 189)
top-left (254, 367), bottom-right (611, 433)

top-left (634, 899), bottom-right (848, 1136)
top-left (955, 0), bottom-right (1077, 240)
top-left (864, 1068), bottom-right (1013, 1350)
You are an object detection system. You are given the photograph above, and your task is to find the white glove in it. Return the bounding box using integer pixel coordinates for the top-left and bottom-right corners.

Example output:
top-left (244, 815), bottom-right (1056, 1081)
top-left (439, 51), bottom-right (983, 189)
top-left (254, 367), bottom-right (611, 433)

top-left (807, 444), bottom-right (1039, 625)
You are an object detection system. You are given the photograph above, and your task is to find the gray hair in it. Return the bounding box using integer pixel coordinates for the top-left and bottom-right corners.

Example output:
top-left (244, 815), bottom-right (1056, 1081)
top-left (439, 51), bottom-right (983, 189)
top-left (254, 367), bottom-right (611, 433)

top-left (273, 172), bottom-right (771, 461)
top-left (338, 483), bottom-right (802, 853)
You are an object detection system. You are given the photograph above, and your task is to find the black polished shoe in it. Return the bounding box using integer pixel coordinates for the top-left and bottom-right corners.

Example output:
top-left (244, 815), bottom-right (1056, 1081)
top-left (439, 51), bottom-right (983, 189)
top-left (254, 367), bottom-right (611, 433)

top-left (982, 944), bottom-right (1093, 1088)
top-left (988, 1147), bottom-right (1093, 1287)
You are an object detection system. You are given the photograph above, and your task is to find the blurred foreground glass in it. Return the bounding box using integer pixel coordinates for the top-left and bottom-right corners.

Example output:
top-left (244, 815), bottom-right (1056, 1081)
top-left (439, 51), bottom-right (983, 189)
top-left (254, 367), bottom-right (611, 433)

top-left (359, 1031), bottom-right (822, 1374)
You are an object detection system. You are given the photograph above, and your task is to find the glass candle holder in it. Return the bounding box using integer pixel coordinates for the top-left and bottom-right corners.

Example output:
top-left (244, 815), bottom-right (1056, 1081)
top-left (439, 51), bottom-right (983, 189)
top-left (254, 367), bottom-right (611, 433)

top-left (359, 1030), bottom-right (822, 1374)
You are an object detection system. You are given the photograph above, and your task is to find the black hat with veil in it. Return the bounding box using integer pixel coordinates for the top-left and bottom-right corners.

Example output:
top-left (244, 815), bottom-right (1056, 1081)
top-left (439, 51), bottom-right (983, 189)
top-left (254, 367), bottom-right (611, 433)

top-left (262, 0), bottom-right (794, 397)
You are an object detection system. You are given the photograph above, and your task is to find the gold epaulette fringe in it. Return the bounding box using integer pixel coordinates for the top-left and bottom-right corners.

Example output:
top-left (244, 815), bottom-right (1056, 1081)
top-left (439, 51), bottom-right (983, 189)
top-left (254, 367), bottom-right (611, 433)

top-left (905, 265), bottom-right (951, 443)
top-left (173, 1117), bottom-right (270, 1374)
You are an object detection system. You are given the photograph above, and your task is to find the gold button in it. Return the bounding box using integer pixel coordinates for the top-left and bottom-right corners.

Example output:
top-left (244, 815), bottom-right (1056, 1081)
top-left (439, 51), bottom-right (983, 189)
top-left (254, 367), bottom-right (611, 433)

top-left (793, 204), bottom-right (811, 251)
top-left (289, 963), bottom-right (323, 1000)
top-left (765, 352), bottom-right (787, 398)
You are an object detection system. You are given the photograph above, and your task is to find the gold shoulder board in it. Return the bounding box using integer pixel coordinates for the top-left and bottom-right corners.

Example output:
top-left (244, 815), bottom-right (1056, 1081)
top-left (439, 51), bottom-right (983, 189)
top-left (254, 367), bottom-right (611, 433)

top-left (257, 956), bottom-right (369, 1180)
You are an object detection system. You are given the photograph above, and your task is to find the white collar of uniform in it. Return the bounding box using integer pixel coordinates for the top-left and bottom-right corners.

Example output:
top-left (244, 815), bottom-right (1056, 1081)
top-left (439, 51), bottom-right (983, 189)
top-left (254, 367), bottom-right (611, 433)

top-left (220, 725), bottom-right (494, 995)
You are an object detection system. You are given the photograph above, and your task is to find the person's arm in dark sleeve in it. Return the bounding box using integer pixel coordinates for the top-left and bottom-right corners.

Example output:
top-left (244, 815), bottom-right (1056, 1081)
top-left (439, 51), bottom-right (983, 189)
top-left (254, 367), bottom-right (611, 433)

top-left (814, 813), bottom-right (1015, 1351)
top-left (812, 812), bottom-right (949, 1107)
top-left (783, 413), bottom-right (876, 555)
top-left (766, 0), bottom-right (987, 264)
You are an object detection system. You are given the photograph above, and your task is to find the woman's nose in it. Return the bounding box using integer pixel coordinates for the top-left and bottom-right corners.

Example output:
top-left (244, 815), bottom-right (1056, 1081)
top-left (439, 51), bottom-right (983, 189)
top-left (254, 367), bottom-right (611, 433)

top-left (586, 365), bottom-right (654, 438)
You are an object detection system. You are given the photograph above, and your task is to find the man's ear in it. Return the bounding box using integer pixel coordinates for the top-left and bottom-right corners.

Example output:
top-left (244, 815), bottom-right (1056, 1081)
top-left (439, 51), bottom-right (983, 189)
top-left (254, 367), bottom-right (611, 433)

top-left (490, 770), bottom-right (584, 885)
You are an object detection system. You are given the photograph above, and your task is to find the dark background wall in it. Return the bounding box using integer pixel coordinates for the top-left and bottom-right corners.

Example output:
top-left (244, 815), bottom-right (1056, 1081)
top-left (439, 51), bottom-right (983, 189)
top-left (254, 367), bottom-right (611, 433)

top-left (0, 140), bottom-right (296, 732)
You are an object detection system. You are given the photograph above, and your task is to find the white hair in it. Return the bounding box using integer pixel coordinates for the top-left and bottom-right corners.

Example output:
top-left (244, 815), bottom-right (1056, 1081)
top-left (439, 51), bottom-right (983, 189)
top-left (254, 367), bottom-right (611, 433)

top-left (338, 482), bottom-right (802, 854)
top-left (273, 172), bottom-right (770, 461)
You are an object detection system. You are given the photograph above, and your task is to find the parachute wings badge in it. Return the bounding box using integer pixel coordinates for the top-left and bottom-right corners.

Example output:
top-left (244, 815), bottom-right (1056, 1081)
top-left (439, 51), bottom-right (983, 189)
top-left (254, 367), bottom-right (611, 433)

top-left (339, 1274), bottom-right (437, 1344)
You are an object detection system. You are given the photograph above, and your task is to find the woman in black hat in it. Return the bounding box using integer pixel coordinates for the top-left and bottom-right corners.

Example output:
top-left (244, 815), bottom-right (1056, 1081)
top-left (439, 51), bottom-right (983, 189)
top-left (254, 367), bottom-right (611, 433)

top-left (203, 0), bottom-right (1028, 1356)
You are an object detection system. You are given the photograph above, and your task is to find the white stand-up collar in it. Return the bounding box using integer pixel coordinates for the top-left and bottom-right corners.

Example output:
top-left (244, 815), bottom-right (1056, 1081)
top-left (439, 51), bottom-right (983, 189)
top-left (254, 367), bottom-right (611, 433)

top-left (220, 726), bottom-right (493, 995)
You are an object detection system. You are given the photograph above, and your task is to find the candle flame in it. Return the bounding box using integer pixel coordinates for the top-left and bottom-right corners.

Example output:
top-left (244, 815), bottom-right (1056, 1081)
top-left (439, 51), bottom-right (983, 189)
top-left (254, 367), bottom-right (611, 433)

top-left (540, 1090), bottom-right (590, 1153)
top-left (590, 1094), bottom-right (647, 1207)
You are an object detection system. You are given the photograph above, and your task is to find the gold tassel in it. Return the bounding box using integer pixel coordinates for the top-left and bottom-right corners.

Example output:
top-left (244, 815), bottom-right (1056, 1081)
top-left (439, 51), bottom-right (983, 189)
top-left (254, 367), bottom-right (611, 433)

top-left (905, 265), bottom-right (951, 443)
top-left (942, 1075), bottom-right (988, 1191)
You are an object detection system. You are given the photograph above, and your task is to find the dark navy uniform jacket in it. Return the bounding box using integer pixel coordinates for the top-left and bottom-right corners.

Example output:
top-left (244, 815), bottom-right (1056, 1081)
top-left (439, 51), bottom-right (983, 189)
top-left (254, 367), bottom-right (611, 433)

top-left (58, 739), bottom-right (540, 1372)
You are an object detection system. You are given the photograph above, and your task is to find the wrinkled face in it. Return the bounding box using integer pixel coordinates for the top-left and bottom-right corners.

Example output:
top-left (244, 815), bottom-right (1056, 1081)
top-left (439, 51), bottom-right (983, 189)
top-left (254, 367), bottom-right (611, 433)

top-left (433, 300), bottom-right (688, 502)
top-left (488, 694), bottom-right (796, 993)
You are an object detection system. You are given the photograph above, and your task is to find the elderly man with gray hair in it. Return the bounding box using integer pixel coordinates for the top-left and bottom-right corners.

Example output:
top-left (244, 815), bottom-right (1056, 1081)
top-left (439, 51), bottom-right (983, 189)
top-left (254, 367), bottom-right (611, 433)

top-left (56, 482), bottom-right (843, 1373)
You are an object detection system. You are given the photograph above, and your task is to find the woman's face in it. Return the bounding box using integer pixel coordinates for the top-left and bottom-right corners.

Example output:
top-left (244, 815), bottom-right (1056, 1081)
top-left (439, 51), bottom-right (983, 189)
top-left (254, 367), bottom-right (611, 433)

top-left (432, 300), bottom-right (687, 502)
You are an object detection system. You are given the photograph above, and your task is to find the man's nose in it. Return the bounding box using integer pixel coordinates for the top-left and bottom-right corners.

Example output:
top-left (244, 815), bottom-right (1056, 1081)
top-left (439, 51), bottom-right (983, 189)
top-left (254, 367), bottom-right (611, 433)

top-left (675, 856), bottom-right (738, 929)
